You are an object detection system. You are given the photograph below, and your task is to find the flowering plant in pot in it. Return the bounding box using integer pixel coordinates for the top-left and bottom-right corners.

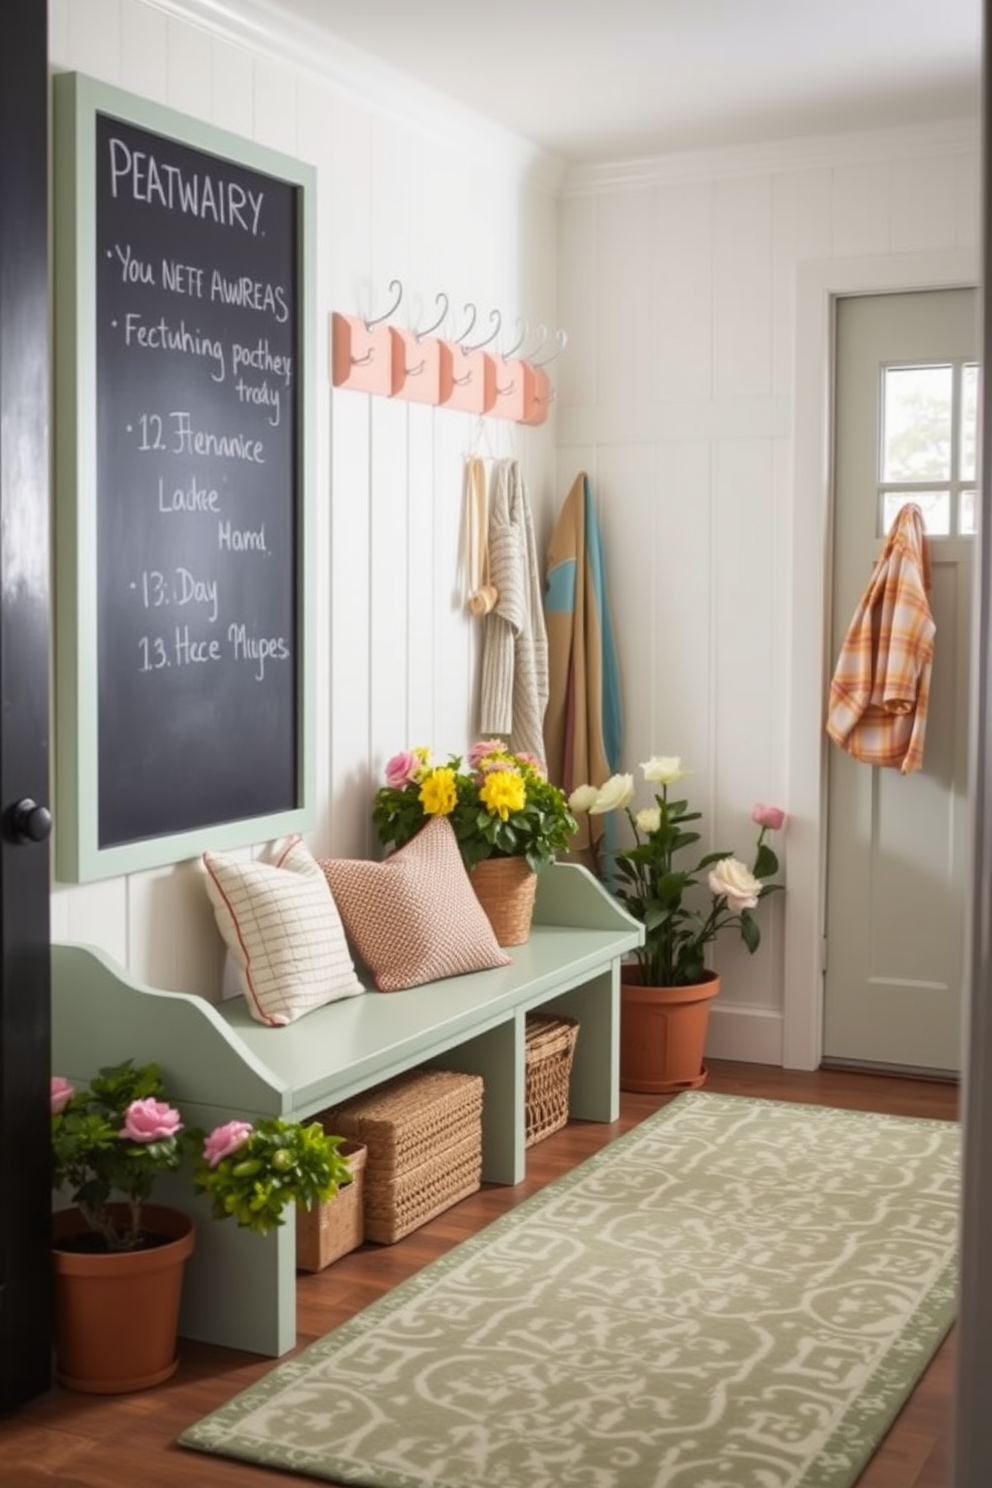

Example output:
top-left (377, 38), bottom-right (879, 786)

top-left (569, 755), bottom-right (785, 987)
top-left (569, 756), bottom-right (785, 1092)
top-left (373, 740), bottom-right (577, 873)
top-left (51, 1058), bottom-right (350, 1250)
top-left (50, 1058), bottom-right (351, 1393)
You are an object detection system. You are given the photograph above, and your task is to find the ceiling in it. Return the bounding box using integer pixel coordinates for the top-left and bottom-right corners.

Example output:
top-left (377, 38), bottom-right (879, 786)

top-left (261, 0), bottom-right (982, 162)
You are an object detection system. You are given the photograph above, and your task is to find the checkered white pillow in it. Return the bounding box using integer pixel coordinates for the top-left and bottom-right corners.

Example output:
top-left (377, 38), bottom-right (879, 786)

top-left (203, 838), bottom-right (365, 1026)
top-left (319, 817), bottom-right (511, 992)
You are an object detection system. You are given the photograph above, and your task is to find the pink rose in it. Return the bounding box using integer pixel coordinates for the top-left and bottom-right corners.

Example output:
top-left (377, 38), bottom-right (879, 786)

top-left (466, 739), bottom-right (504, 769)
top-left (751, 803), bottom-right (786, 832)
top-left (203, 1120), bottom-right (254, 1169)
top-left (51, 1076), bottom-right (75, 1114)
top-left (119, 1098), bottom-right (182, 1143)
top-left (384, 750), bottom-right (420, 789)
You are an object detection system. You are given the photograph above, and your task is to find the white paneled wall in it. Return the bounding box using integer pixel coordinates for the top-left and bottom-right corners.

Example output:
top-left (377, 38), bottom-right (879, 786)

top-left (45, 0), bottom-right (981, 1067)
top-left (557, 123), bottom-right (980, 1064)
top-left (47, 0), bottom-right (560, 996)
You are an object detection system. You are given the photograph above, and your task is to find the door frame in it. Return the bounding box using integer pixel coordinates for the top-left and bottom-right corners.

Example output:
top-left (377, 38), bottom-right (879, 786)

top-left (784, 246), bottom-right (979, 1071)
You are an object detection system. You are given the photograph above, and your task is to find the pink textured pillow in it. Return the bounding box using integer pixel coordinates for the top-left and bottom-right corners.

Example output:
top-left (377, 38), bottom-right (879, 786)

top-left (319, 817), bottom-right (511, 992)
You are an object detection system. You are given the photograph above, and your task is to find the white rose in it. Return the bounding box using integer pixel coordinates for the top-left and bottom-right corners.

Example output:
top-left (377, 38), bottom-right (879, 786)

top-left (568, 784), bottom-right (600, 813)
top-left (641, 755), bottom-right (688, 786)
top-left (590, 773), bottom-right (635, 814)
top-left (634, 806), bottom-right (661, 835)
top-left (708, 857), bottom-right (762, 911)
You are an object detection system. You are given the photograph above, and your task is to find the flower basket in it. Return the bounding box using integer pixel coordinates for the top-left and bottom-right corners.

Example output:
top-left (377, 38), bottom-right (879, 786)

top-left (470, 856), bottom-right (538, 945)
top-left (295, 1141), bottom-right (367, 1272)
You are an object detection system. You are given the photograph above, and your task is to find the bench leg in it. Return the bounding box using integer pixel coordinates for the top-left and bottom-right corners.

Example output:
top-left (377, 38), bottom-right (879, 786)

top-left (171, 1187), bottom-right (297, 1357)
top-left (429, 1019), bottom-right (524, 1185)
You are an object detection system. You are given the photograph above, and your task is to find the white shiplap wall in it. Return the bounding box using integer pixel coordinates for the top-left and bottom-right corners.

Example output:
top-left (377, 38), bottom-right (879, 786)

top-left (47, 0), bottom-right (560, 998)
top-left (556, 124), bottom-right (980, 1065)
top-left (45, 0), bottom-right (982, 1068)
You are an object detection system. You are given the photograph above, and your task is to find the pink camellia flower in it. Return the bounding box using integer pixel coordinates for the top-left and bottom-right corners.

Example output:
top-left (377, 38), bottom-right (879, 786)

top-left (119, 1097), bottom-right (182, 1143)
top-left (751, 803), bottom-right (786, 831)
top-left (466, 739), bottom-right (504, 769)
top-left (384, 750), bottom-right (420, 790)
top-left (51, 1076), bottom-right (75, 1114)
top-left (203, 1120), bottom-right (254, 1169)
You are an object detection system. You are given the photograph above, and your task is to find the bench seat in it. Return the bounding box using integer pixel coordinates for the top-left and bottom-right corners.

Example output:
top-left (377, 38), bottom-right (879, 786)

top-left (51, 861), bottom-right (642, 1357)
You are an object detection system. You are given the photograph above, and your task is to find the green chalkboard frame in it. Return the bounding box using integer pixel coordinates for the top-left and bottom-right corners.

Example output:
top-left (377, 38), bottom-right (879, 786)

top-left (53, 71), bottom-right (317, 883)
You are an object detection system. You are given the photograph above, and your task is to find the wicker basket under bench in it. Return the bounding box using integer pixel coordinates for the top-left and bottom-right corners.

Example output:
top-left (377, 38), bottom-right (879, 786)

top-left (525, 1013), bottom-right (580, 1146)
top-left (319, 1069), bottom-right (484, 1243)
top-left (50, 862), bottom-right (643, 1358)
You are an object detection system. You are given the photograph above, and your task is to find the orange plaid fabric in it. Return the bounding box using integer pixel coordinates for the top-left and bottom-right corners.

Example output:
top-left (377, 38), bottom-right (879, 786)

top-left (826, 503), bottom-right (934, 775)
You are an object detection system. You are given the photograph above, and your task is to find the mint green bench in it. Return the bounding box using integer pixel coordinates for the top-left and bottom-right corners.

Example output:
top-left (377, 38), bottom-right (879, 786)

top-left (51, 862), bottom-right (642, 1358)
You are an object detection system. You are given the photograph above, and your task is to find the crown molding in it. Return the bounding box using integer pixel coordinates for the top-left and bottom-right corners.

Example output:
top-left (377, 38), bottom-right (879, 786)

top-left (561, 116), bottom-right (980, 196)
top-left (145, 0), bottom-right (567, 193)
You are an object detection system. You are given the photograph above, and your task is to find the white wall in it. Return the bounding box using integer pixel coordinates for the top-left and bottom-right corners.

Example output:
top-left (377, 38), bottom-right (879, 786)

top-left (47, 1), bottom-right (982, 1069)
top-left (47, 0), bottom-right (561, 998)
top-left (556, 124), bottom-right (980, 1064)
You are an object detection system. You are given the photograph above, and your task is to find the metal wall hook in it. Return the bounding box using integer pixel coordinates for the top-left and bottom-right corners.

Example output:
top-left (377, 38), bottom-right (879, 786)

top-left (501, 317), bottom-right (528, 361)
top-left (416, 291), bottom-right (449, 341)
top-left (364, 278), bottom-right (403, 331)
top-left (454, 301), bottom-right (478, 345)
top-left (531, 328), bottom-right (568, 367)
top-left (462, 308), bottom-right (502, 353)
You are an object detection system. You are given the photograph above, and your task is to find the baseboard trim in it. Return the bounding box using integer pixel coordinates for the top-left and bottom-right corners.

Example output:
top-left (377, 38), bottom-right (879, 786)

top-left (705, 1003), bottom-right (784, 1067)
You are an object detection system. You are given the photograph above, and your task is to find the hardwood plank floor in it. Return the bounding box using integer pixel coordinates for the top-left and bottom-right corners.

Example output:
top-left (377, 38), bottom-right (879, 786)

top-left (1, 1061), bottom-right (959, 1487)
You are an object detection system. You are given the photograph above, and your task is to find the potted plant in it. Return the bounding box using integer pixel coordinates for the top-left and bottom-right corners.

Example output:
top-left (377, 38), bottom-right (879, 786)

top-left (50, 1059), bottom-right (350, 1393)
top-left (373, 740), bottom-right (578, 944)
top-left (569, 755), bottom-right (785, 1091)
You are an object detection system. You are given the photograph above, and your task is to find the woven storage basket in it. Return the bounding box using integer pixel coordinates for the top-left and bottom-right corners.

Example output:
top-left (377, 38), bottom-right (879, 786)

top-left (295, 1140), bottom-right (367, 1273)
top-left (320, 1069), bottom-right (483, 1245)
top-left (470, 856), bottom-right (537, 946)
top-left (525, 1013), bottom-right (580, 1147)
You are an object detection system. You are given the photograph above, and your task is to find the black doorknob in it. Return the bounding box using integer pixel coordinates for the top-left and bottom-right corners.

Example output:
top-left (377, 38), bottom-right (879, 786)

top-left (7, 799), bottom-right (52, 844)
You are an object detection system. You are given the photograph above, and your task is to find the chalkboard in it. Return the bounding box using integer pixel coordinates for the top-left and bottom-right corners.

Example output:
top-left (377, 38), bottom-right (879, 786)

top-left (54, 74), bottom-right (316, 883)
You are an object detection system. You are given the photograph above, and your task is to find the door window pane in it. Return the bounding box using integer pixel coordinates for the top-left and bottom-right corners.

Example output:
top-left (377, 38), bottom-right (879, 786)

top-left (961, 363), bottom-right (979, 481)
top-left (882, 490), bottom-right (950, 535)
top-left (882, 365), bottom-right (953, 481)
top-left (961, 489), bottom-right (977, 535)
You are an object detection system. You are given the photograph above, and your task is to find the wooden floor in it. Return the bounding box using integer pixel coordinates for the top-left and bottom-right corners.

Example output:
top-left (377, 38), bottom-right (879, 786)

top-left (2, 1061), bottom-right (958, 1487)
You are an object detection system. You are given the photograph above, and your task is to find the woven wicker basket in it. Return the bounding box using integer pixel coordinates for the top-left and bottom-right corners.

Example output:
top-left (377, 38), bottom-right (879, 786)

top-left (525, 1013), bottom-right (580, 1147)
top-left (470, 856), bottom-right (537, 945)
top-left (319, 1069), bottom-right (484, 1245)
top-left (295, 1140), bottom-right (367, 1273)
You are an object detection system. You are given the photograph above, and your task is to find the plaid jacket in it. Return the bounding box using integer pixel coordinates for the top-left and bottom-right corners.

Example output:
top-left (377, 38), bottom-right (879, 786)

top-left (825, 503), bottom-right (934, 775)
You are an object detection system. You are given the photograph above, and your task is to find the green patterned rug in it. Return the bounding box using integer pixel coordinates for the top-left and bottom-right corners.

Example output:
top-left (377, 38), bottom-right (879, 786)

top-left (178, 1092), bottom-right (959, 1488)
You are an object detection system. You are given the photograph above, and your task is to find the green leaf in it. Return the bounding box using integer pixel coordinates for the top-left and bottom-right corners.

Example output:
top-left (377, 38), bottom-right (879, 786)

top-left (740, 911), bottom-right (761, 953)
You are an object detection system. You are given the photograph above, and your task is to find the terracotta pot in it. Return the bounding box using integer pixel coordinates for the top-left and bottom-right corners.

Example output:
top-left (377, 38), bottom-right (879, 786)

top-left (619, 967), bottom-right (721, 1093)
top-left (470, 856), bottom-right (537, 946)
top-left (52, 1203), bottom-right (195, 1393)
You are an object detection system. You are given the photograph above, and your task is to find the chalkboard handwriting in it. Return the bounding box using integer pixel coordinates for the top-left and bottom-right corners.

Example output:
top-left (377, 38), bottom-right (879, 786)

top-left (218, 520), bottom-right (267, 553)
top-left (137, 625), bottom-right (291, 682)
top-left (228, 623), bottom-right (290, 682)
top-left (171, 412), bottom-right (265, 462)
top-left (108, 137), bottom-right (265, 236)
top-left (211, 271), bottom-right (288, 322)
top-left (113, 242), bottom-right (155, 286)
top-left (235, 377), bottom-right (281, 427)
top-left (231, 339), bottom-right (293, 386)
top-left (157, 474), bottom-right (221, 514)
top-left (121, 313), bottom-right (225, 382)
top-left (133, 568), bottom-right (219, 623)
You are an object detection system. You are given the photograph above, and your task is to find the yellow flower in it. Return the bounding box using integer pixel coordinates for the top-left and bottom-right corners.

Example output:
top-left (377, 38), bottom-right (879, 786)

top-left (479, 769), bottom-right (526, 821)
top-left (419, 767), bottom-right (458, 816)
